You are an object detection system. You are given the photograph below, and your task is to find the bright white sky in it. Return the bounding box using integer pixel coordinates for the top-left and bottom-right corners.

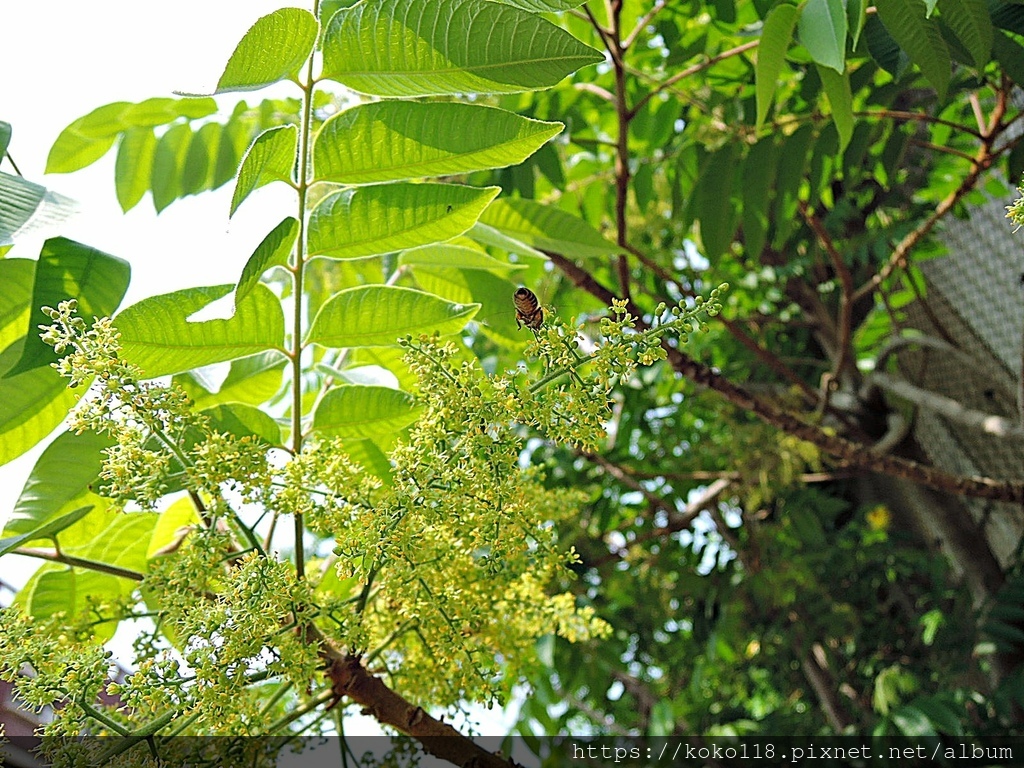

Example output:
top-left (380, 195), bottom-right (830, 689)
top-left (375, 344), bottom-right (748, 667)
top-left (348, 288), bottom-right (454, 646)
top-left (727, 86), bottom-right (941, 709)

top-left (1, 2), bottom-right (521, 736)
top-left (1, 1), bottom-right (293, 528)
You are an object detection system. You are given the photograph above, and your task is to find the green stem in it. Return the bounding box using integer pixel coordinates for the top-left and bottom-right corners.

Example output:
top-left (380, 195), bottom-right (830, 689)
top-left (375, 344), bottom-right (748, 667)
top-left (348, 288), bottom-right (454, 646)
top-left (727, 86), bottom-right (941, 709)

top-left (81, 700), bottom-right (130, 736)
top-left (289, 48), bottom-right (318, 582)
top-left (264, 688), bottom-right (336, 733)
top-left (14, 548), bottom-right (143, 581)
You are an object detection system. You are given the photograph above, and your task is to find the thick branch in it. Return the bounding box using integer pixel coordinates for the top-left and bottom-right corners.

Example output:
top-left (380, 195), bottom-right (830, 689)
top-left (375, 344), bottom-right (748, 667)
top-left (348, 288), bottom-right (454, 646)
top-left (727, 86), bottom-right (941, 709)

top-left (871, 372), bottom-right (1024, 439)
top-left (320, 641), bottom-right (519, 768)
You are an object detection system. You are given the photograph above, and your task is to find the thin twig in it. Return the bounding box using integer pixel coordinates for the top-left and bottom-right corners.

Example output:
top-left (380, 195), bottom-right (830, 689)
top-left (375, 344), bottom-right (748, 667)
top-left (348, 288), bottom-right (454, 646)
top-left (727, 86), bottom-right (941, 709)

top-left (799, 201), bottom-right (855, 392)
top-left (14, 548), bottom-right (144, 581)
top-left (623, 0), bottom-right (667, 49)
top-left (631, 40), bottom-right (759, 117)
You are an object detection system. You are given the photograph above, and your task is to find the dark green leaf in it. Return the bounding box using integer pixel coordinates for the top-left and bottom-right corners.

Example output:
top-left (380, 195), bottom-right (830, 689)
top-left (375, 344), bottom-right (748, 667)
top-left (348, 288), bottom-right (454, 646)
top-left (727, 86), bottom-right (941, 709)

top-left (756, 3), bottom-right (801, 128)
top-left (876, 0), bottom-right (951, 99)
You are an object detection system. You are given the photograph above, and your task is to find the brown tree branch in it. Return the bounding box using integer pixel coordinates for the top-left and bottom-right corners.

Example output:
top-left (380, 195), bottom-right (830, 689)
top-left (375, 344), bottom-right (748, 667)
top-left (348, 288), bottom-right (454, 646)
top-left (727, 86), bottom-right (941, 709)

top-left (799, 201), bottom-right (855, 396)
top-left (318, 635), bottom-right (520, 768)
top-left (546, 251), bottom-right (1024, 505)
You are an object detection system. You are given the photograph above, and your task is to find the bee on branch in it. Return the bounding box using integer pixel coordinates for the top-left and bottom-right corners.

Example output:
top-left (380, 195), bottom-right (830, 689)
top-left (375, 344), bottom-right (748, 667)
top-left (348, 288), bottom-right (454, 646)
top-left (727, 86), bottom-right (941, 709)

top-left (513, 286), bottom-right (545, 331)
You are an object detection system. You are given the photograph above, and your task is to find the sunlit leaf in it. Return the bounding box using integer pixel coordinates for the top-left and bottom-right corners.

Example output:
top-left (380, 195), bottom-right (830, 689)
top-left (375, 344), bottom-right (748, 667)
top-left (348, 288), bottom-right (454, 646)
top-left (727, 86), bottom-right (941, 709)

top-left (307, 285), bottom-right (478, 348)
top-left (0, 505), bottom-right (94, 556)
top-left (202, 402), bottom-right (282, 445)
top-left (312, 384), bottom-right (422, 438)
top-left (230, 125), bottom-right (297, 216)
top-left (477, 197), bottom-right (620, 259)
top-left (307, 183), bottom-right (500, 260)
top-left (216, 8), bottom-right (319, 93)
top-left (313, 101), bottom-right (561, 183)
top-left (115, 283), bottom-right (285, 378)
top-left (4, 431), bottom-right (114, 536)
top-left (236, 217), bottom-right (298, 303)
top-left (321, 0), bottom-right (602, 96)
top-left (115, 128), bottom-right (158, 212)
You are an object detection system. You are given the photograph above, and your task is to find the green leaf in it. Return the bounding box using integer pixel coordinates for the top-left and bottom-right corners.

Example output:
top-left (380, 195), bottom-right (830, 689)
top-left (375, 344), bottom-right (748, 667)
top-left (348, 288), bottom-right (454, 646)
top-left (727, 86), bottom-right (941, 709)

top-left (756, 3), bottom-right (800, 129)
top-left (6, 237), bottom-right (131, 378)
top-left (46, 99), bottom-right (217, 174)
top-left (864, 14), bottom-right (909, 75)
top-left (848, 0), bottom-right (868, 47)
top-left (230, 125), bottom-right (297, 217)
top-left (0, 172), bottom-right (78, 247)
top-left (0, 121), bottom-right (11, 157)
top-left (215, 8), bottom-right (319, 93)
top-left (875, 0), bottom-right (951, 99)
top-left (937, 0), bottom-right (992, 68)
top-left (322, 0), bottom-right (603, 96)
top-left (695, 143), bottom-right (739, 259)
top-left (478, 197), bottom-right (621, 259)
top-left (175, 351), bottom-right (287, 410)
top-left (0, 505), bottom-right (94, 557)
top-left (772, 124), bottom-right (815, 245)
top-left (115, 283), bottom-right (285, 378)
top-left (307, 183), bottom-right (500, 260)
top-left (236, 217), bottom-right (298, 304)
top-left (993, 28), bottom-right (1024, 86)
top-left (182, 122), bottom-right (217, 196)
top-left (399, 242), bottom-right (526, 276)
top-left (741, 138), bottom-right (778, 260)
top-left (0, 259), bottom-right (34, 352)
top-left (0, 343), bottom-right (83, 468)
top-left (5, 431), bottom-right (114, 536)
top-left (312, 385), bottom-right (422, 438)
top-left (817, 65), bottom-right (854, 151)
top-left (799, 0), bottom-right (848, 71)
top-left (307, 285), bottom-right (478, 348)
top-left (115, 128), bottom-right (158, 212)
top-left (15, 565), bottom-right (127, 643)
top-left (313, 102), bottom-right (562, 184)
top-left (202, 402), bottom-right (282, 446)
top-left (151, 123), bottom-right (192, 213)
top-left (45, 102), bottom-right (129, 174)
top-left (469, 222), bottom-right (549, 261)
top-left (147, 497), bottom-right (201, 559)
top-left (490, 0), bottom-right (586, 10)
top-left (416, 267), bottom-right (525, 344)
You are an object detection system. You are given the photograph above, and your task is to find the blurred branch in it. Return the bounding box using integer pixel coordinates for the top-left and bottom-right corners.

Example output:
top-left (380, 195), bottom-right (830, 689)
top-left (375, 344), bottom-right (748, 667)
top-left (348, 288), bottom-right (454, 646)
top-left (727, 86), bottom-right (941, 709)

top-left (548, 251), bottom-right (1024, 505)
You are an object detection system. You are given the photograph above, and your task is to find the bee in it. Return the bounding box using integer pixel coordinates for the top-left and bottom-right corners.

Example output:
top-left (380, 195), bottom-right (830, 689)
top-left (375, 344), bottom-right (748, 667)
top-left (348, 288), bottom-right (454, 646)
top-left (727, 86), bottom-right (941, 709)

top-left (513, 286), bottom-right (545, 331)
